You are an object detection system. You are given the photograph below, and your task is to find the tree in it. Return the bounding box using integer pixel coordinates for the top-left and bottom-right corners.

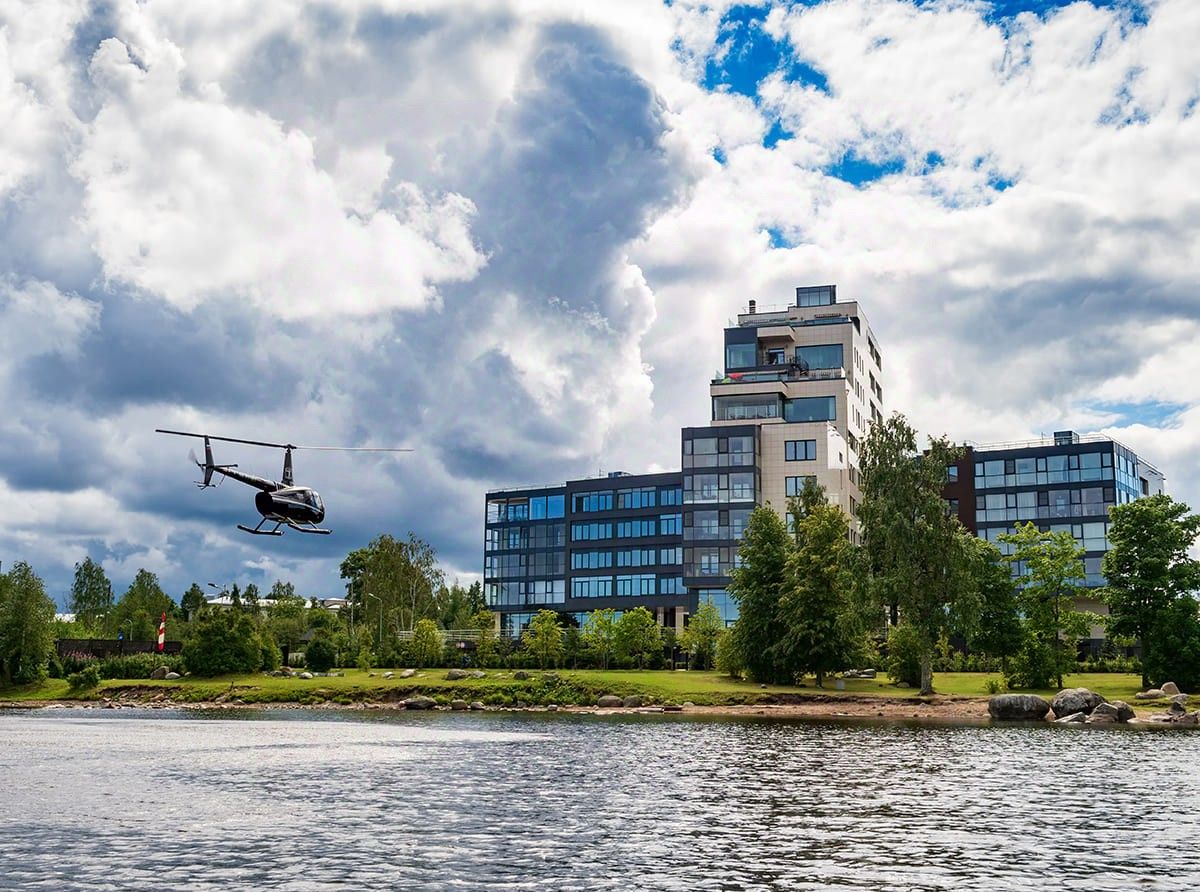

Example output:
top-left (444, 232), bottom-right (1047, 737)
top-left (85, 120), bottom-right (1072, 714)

top-left (966, 538), bottom-right (1023, 673)
top-left (114, 569), bottom-right (176, 641)
top-left (182, 607), bottom-right (266, 676)
top-left (999, 522), bottom-right (1091, 690)
top-left (410, 618), bottom-right (444, 668)
top-left (242, 583), bottom-right (261, 613)
top-left (786, 478), bottom-right (828, 544)
top-left (471, 610), bottom-right (497, 668)
top-left (857, 414), bottom-right (978, 695)
top-left (1141, 595), bottom-right (1200, 691)
top-left (727, 505), bottom-right (792, 684)
top-left (266, 584), bottom-right (308, 655)
top-left (438, 581), bottom-right (485, 630)
top-left (615, 607), bottom-right (661, 669)
top-left (523, 609), bottom-right (565, 668)
top-left (582, 609), bottom-right (618, 669)
top-left (0, 562), bottom-right (56, 684)
top-left (304, 635), bottom-right (337, 673)
top-left (69, 558), bottom-right (113, 629)
top-left (181, 583), bottom-right (206, 622)
top-left (779, 501), bottom-right (857, 687)
top-left (681, 601), bottom-right (724, 670)
top-left (1102, 494), bottom-right (1200, 687)
top-left (341, 534), bottom-right (444, 643)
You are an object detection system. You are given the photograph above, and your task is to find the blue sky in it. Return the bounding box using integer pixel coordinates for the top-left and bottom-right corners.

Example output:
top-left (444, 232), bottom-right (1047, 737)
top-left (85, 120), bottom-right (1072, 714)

top-left (0, 0), bottom-right (1197, 603)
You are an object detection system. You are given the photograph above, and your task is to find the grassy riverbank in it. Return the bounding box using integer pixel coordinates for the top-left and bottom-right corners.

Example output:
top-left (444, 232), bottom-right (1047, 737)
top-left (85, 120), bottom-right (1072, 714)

top-left (0, 670), bottom-right (1166, 709)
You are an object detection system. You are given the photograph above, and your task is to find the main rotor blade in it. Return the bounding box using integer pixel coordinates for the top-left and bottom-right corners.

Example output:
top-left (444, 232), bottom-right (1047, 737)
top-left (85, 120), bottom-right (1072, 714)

top-left (156, 429), bottom-right (291, 449)
top-left (293, 446), bottom-right (414, 452)
top-left (156, 429), bottom-right (412, 452)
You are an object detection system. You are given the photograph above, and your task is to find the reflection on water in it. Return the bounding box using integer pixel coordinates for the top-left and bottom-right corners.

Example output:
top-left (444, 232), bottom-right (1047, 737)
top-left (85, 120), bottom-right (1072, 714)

top-left (1, 709), bottom-right (1197, 890)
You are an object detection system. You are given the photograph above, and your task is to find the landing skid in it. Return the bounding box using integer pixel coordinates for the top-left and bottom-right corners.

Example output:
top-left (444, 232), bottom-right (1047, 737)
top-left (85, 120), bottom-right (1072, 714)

top-left (286, 519), bottom-right (332, 535)
top-left (238, 519), bottom-right (284, 536)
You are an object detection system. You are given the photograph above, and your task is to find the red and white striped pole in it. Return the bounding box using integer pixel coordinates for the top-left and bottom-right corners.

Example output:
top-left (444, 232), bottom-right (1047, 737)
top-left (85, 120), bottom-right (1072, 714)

top-left (157, 612), bottom-right (166, 653)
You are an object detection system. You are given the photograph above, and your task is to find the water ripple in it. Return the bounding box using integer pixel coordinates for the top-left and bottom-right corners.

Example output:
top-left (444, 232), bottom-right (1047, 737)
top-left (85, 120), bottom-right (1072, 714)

top-left (0, 710), bottom-right (1196, 890)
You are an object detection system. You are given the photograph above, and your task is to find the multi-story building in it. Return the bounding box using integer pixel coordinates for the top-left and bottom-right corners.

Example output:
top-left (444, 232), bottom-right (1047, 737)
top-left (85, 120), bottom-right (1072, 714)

top-left (485, 472), bottom-right (685, 637)
top-left (484, 284), bottom-right (884, 634)
top-left (683, 284), bottom-right (884, 622)
top-left (945, 430), bottom-right (1166, 652)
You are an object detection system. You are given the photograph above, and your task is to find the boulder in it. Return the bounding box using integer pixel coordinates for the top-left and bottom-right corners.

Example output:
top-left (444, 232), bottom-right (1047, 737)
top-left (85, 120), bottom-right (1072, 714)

top-left (299, 672), bottom-right (313, 680)
top-left (445, 669), bottom-right (470, 680)
top-left (1168, 700), bottom-right (1187, 715)
top-left (1087, 711), bottom-right (1118, 724)
top-left (988, 694), bottom-right (1052, 721)
top-left (1171, 693), bottom-right (1190, 706)
top-left (449, 699), bottom-right (469, 711)
top-left (399, 669), bottom-right (416, 678)
top-left (382, 671), bottom-right (394, 679)
top-left (546, 704), bottom-right (559, 712)
top-left (470, 671), bottom-right (486, 679)
top-left (1160, 681), bottom-right (1181, 697)
top-left (1135, 690), bottom-right (1163, 700)
top-left (1055, 712), bottom-right (1087, 724)
top-left (469, 701), bottom-right (486, 711)
top-left (597, 694), bottom-right (623, 708)
top-left (403, 695), bottom-right (436, 710)
top-left (513, 670), bottom-right (530, 680)
top-left (663, 704), bottom-right (684, 713)
top-left (859, 669), bottom-right (877, 678)
top-left (1051, 688), bottom-right (1106, 718)
top-left (1111, 701), bottom-right (1135, 722)
top-left (150, 666), bottom-right (170, 680)
top-left (164, 672), bottom-right (181, 680)
top-left (621, 695), bottom-right (644, 708)
top-left (542, 672), bottom-right (560, 683)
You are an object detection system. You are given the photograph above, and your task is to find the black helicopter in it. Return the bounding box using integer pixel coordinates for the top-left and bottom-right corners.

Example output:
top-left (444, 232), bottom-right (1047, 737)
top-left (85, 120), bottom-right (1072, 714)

top-left (156, 429), bottom-right (410, 536)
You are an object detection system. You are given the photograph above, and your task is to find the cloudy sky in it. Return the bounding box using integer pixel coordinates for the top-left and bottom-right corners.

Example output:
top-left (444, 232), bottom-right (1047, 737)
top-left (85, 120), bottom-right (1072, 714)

top-left (1, 0), bottom-right (1196, 605)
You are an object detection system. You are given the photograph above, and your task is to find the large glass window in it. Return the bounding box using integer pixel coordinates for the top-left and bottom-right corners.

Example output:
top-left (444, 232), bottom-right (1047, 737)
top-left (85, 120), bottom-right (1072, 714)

top-left (795, 344), bottom-right (843, 370)
top-left (571, 522), bottom-right (612, 541)
top-left (659, 487), bottom-right (682, 506)
top-left (713, 394), bottom-right (781, 421)
top-left (698, 589), bottom-right (738, 625)
top-left (784, 396), bottom-right (836, 423)
top-left (617, 487), bottom-right (657, 509)
top-left (547, 494), bottom-right (565, 518)
top-left (572, 550), bottom-right (612, 570)
top-left (615, 574), bottom-right (656, 596)
top-left (572, 577), bottom-right (613, 598)
top-left (786, 439), bottom-right (817, 461)
top-left (573, 491), bottom-right (613, 513)
top-left (786, 476), bottom-right (817, 497)
top-left (660, 514), bottom-right (682, 535)
top-left (725, 343), bottom-right (757, 369)
top-left (617, 519), bottom-right (657, 538)
top-left (729, 472), bottom-right (755, 501)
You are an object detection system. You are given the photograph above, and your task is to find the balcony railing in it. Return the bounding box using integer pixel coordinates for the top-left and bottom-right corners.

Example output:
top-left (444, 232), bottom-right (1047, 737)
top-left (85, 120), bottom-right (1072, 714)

top-left (712, 367), bottom-right (845, 385)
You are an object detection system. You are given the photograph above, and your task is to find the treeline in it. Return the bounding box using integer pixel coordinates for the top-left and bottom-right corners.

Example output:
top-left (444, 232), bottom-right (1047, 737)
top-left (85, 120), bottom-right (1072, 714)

top-left (0, 532), bottom-right (491, 685)
top-left (719, 414), bottom-right (1200, 694)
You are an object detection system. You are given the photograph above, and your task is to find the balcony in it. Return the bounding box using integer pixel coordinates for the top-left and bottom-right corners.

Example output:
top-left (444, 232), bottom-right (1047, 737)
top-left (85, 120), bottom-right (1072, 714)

top-left (712, 366), bottom-right (845, 385)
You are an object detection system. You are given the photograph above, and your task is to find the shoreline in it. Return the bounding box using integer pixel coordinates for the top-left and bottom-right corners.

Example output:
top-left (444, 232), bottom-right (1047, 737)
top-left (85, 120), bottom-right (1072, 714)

top-left (2, 694), bottom-right (1189, 727)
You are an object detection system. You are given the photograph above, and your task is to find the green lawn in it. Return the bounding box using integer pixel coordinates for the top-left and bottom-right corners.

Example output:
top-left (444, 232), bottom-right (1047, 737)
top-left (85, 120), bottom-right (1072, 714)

top-left (0, 669), bottom-right (1164, 708)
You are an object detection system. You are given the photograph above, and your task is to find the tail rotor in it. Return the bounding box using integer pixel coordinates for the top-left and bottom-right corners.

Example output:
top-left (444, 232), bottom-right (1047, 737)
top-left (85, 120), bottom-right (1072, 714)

top-left (191, 437), bottom-right (216, 487)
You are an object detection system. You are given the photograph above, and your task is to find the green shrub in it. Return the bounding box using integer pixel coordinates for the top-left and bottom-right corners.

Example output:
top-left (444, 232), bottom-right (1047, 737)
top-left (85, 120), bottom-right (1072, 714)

top-left (715, 629), bottom-right (744, 678)
top-left (356, 647), bottom-right (374, 672)
top-left (67, 665), bottom-right (101, 692)
top-left (259, 635), bottom-right (282, 672)
top-left (885, 623), bottom-right (922, 688)
top-left (984, 677), bottom-right (1006, 695)
top-left (95, 653), bottom-right (186, 679)
top-left (304, 636), bottom-right (337, 673)
top-left (183, 609), bottom-right (267, 677)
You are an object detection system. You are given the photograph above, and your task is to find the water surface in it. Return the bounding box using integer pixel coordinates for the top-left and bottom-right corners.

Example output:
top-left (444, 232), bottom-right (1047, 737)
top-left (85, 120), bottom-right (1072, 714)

top-left (1, 708), bottom-right (1196, 890)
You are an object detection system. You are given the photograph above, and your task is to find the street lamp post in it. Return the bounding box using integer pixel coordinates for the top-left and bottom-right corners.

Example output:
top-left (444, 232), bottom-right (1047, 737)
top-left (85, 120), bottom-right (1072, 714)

top-left (366, 593), bottom-right (382, 647)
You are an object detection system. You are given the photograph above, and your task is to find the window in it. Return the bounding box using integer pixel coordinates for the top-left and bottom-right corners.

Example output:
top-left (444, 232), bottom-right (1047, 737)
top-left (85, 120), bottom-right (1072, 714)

top-left (572, 577), bottom-right (613, 598)
top-left (784, 396), bottom-right (836, 423)
top-left (616, 548), bottom-right (657, 567)
top-left (659, 547), bottom-right (682, 565)
top-left (547, 494), bottom-right (565, 518)
top-left (615, 574), bottom-right (656, 596)
top-left (659, 487), bottom-right (682, 506)
top-left (573, 491), bottom-right (613, 513)
top-left (660, 514), bottom-right (682, 535)
top-left (795, 344), bottom-right (843, 370)
top-left (713, 394), bottom-right (781, 421)
top-left (729, 472), bottom-right (755, 501)
top-left (725, 342), bottom-right (756, 369)
top-left (786, 439), bottom-right (817, 461)
top-left (659, 576), bottom-right (684, 595)
top-left (617, 487), bottom-right (657, 509)
top-left (946, 465), bottom-right (958, 482)
top-left (617, 519), bottom-right (657, 538)
top-left (571, 522), bottom-right (612, 541)
top-left (786, 476), bottom-right (817, 496)
top-left (697, 589), bottom-right (738, 625)
top-left (572, 550), bottom-right (612, 570)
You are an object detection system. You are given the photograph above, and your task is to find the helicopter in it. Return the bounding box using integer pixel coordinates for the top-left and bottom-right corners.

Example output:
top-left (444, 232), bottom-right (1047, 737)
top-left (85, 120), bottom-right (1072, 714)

top-left (155, 429), bottom-right (411, 536)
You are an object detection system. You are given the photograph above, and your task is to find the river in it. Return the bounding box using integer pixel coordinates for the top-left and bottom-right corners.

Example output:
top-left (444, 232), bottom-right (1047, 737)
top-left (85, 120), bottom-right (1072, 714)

top-left (0, 708), bottom-right (1197, 890)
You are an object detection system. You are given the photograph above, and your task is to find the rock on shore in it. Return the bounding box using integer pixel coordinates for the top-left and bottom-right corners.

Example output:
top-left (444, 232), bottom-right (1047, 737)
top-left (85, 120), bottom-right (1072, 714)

top-left (1051, 688), bottom-right (1106, 718)
top-left (988, 694), bottom-right (1051, 721)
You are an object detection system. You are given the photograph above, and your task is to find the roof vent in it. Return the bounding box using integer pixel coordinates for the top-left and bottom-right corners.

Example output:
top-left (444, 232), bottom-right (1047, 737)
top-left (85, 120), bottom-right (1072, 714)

top-left (748, 300), bottom-right (756, 313)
